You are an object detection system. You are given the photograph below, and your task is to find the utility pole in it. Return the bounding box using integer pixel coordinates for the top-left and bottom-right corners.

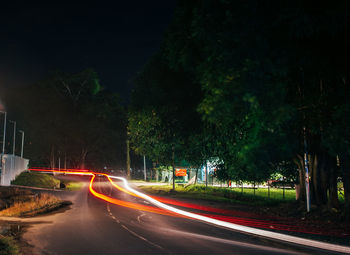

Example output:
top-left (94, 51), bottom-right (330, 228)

top-left (172, 145), bottom-right (175, 191)
top-left (58, 151), bottom-right (61, 172)
top-left (126, 138), bottom-right (130, 179)
top-left (64, 152), bottom-right (67, 169)
top-left (205, 160), bottom-right (208, 188)
top-left (9, 120), bottom-right (16, 156)
top-left (143, 155), bottom-right (146, 181)
top-left (303, 126), bottom-right (310, 212)
top-left (1, 111), bottom-right (6, 155)
top-left (19, 130), bottom-right (24, 158)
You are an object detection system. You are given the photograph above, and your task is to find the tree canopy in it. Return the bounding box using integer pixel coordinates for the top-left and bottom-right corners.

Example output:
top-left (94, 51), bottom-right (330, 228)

top-left (2, 69), bottom-right (126, 170)
top-left (129, 0), bottom-right (350, 214)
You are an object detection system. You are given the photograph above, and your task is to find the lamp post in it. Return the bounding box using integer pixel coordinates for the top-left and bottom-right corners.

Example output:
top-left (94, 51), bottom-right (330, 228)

top-left (9, 120), bottom-right (16, 156)
top-left (19, 130), bottom-right (24, 158)
top-left (0, 111), bottom-right (6, 155)
top-left (143, 155), bottom-right (146, 181)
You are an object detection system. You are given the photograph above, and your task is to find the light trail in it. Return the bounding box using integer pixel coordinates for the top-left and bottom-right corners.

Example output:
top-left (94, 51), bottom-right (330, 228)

top-left (89, 174), bottom-right (182, 217)
top-left (106, 176), bottom-right (345, 236)
top-left (108, 175), bottom-right (350, 254)
top-left (28, 168), bottom-right (350, 254)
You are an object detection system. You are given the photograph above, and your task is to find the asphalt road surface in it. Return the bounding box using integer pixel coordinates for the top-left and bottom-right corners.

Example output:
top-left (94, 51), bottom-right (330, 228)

top-left (22, 175), bottom-right (346, 255)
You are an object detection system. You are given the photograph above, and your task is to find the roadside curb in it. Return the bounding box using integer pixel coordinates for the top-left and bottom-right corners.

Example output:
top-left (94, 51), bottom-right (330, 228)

top-left (9, 185), bottom-right (63, 192)
top-left (0, 216), bottom-right (48, 222)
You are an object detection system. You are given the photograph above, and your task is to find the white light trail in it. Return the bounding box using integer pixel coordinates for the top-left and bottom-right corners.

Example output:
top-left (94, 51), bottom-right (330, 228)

top-left (108, 175), bottom-right (350, 254)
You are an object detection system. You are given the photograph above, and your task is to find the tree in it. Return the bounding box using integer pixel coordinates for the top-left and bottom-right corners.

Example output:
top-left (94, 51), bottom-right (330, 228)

top-left (128, 54), bottom-right (204, 189)
top-left (129, 0), bottom-right (350, 215)
top-left (2, 69), bottom-right (126, 170)
top-left (161, 0), bottom-right (350, 213)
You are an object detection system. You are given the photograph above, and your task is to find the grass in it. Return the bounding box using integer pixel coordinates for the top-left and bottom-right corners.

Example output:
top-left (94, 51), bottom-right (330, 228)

top-left (0, 236), bottom-right (20, 255)
top-left (11, 172), bottom-right (60, 189)
top-left (138, 183), bottom-right (345, 205)
top-left (0, 193), bottom-right (64, 217)
top-left (229, 187), bottom-right (296, 200)
top-left (63, 181), bottom-right (84, 191)
top-left (130, 179), bottom-right (160, 183)
top-left (138, 184), bottom-right (297, 206)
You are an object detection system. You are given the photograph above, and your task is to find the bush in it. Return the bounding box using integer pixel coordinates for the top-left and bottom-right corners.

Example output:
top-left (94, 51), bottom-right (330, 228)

top-left (11, 171), bottom-right (60, 189)
top-left (0, 193), bottom-right (62, 217)
top-left (0, 236), bottom-right (20, 255)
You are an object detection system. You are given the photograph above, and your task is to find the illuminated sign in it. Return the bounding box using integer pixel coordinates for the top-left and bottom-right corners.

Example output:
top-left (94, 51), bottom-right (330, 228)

top-left (175, 168), bottom-right (187, 176)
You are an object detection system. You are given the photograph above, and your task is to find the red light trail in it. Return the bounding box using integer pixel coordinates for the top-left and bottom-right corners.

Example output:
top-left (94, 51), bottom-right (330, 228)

top-left (28, 167), bottom-right (350, 254)
top-left (89, 174), bottom-right (181, 217)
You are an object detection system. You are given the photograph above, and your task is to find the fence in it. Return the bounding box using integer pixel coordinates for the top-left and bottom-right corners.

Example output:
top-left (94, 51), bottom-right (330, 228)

top-left (0, 154), bottom-right (29, 186)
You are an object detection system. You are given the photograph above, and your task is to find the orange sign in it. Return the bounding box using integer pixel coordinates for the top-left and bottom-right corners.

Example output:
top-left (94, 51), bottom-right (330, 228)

top-left (175, 168), bottom-right (187, 177)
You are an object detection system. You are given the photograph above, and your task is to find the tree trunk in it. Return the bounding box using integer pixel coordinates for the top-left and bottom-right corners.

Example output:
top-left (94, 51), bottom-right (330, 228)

top-left (310, 154), bottom-right (318, 204)
top-left (316, 152), bottom-right (329, 205)
top-left (341, 154), bottom-right (350, 217)
top-left (328, 156), bottom-right (339, 209)
top-left (194, 167), bottom-right (199, 185)
top-left (294, 155), bottom-right (305, 201)
top-left (126, 138), bottom-right (130, 178)
top-left (64, 152), bottom-right (67, 169)
top-left (80, 149), bottom-right (88, 170)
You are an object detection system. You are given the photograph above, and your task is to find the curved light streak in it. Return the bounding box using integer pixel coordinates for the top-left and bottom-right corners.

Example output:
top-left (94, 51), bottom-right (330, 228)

top-left (108, 175), bottom-right (350, 254)
top-left (89, 174), bottom-right (180, 217)
top-left (106, 177), bottom-right (345, 236)
top-left (28, 168), bottom-right (350, 253)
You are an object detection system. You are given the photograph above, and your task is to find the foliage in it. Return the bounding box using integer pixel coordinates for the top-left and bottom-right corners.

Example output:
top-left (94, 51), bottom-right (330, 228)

top-left (0, 193), bottom-right (62, 217)
top-left (62, 181), bottom-right (84, 191)
top-left (152, 0), bottom-right (350, 211)
top-left (2, 69), bottom-right (126, 169)
top-left (129, 54), bottom-right (203, 165)
top-left (0, 236), bottom-right (20, 255)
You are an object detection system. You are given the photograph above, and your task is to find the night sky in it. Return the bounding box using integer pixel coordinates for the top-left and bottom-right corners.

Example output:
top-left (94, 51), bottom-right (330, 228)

top-left (0, 2), bottom-right (177, 101)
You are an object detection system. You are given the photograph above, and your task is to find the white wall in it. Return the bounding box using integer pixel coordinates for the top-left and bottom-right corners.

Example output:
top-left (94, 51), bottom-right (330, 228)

top-left (0, 154), bottom-right (29, 186)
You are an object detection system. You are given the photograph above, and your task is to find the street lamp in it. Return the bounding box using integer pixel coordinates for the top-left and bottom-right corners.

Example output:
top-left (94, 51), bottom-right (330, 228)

top-left (9, 120), bottom-right (16, 156)
top-left (19, 130), bottom-right (24, 158)
top-left (0, 111), bottom-right (6, 155)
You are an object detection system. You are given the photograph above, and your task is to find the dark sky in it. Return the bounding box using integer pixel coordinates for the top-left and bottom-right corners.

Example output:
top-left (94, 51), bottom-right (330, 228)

top-left (0, 2), bottom-right (177, 101)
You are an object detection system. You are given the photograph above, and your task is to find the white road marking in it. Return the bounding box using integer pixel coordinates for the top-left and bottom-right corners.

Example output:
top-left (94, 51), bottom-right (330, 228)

top-left (137, 213), bottom-right (146, 224)
top-left (121, 224), bottom-right (163, 250)
top-left (107, 200), bottom-right (160, 248)
top-left (109, 175), bottom-right (350, 254)
top-left (33, 170), bottom-right (350, 254)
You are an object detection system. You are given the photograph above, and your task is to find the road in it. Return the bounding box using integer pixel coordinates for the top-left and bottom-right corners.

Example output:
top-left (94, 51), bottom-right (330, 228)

top-left (22, 175), bottom-right (345, 255)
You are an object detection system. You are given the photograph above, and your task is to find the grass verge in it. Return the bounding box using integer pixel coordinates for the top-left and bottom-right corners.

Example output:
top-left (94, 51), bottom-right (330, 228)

top-left (138, 184), bottom-right (295, 206)
top-left (11, 172), bottom-right (60, 189)
top-left (0, 235), bottom-right (20, 255)
top-left (0, 193), bottom-right (69, 217)
top-left (62, 181), bottom-right (84, 191)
